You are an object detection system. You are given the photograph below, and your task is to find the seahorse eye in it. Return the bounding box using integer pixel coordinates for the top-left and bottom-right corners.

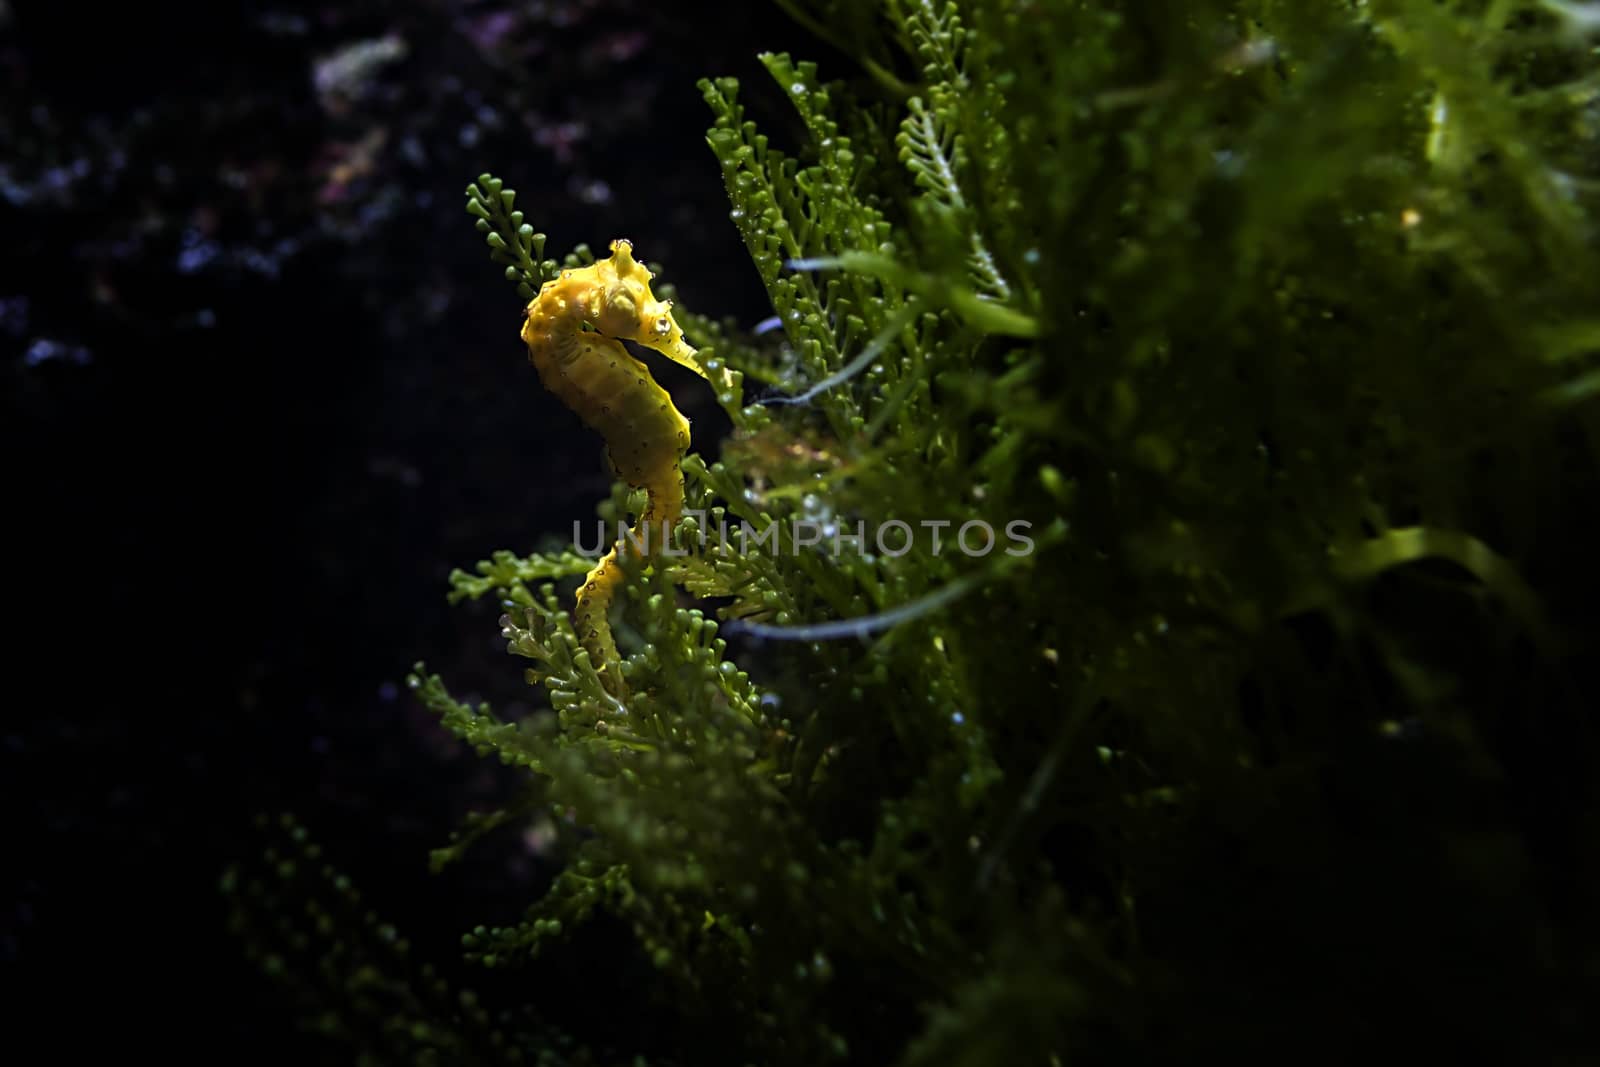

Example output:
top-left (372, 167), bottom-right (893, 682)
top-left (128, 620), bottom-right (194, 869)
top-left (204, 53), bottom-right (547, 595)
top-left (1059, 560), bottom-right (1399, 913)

top-left (654, 317), bottom-right (671, 336)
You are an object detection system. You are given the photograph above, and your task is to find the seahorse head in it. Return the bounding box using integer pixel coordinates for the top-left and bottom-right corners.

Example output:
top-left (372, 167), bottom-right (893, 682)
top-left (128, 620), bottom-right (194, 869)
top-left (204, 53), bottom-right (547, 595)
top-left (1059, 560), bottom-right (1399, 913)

top-left (592, 239), bottom-right (707, 380)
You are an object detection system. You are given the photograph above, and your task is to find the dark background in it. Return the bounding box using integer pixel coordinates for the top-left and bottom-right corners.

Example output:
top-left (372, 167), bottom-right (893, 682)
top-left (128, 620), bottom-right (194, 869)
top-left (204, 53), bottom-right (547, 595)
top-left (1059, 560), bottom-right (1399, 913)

top-left (4, 0), bottom-right (820, 1055)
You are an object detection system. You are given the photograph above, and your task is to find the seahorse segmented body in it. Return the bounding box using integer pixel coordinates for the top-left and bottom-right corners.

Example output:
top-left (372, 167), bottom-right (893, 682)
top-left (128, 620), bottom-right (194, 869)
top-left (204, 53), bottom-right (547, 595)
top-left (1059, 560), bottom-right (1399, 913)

top-left (521, 239), bottom-right (707, 697)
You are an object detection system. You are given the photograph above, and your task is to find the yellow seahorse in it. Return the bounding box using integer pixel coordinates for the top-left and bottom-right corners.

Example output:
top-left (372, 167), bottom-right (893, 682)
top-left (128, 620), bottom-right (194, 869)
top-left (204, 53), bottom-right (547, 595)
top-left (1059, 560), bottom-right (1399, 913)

top-left (521, 238), bottom-right (707, 697)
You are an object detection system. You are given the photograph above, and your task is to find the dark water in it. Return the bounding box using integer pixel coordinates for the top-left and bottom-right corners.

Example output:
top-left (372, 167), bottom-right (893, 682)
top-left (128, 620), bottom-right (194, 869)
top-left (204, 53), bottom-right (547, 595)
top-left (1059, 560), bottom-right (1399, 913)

top-left (4, 0), bottom-right (811, 1055)
top-left (9, 3), bottom-right (1600, 1063)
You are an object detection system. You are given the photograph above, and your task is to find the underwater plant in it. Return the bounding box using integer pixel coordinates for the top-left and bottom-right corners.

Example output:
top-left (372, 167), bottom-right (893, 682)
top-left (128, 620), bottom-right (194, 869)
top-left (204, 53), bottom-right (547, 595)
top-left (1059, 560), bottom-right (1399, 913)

top-left (228, 2), bottom-right (1600, 1063)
